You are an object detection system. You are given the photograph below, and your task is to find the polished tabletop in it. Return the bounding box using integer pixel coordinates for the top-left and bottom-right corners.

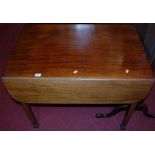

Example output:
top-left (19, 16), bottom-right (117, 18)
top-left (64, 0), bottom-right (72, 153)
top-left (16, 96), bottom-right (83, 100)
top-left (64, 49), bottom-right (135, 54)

top-left (2, 24), bottom-right (154, 79)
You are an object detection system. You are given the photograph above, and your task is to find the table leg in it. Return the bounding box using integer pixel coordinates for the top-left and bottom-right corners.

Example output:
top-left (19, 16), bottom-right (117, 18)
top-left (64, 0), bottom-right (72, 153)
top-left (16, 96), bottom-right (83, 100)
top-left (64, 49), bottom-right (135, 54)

top-left (96, 101), bottom-right (155, 129)
top-left (96, 104), bottom-right (129, 118)
top-left (120, 103), bottom-right (137, 130)
top-left (21, 103), bottom-right (39, 128)
top-left (20, 101), bottom-right (155, 129)
top-left (136, 101), bottom-right (155, 118)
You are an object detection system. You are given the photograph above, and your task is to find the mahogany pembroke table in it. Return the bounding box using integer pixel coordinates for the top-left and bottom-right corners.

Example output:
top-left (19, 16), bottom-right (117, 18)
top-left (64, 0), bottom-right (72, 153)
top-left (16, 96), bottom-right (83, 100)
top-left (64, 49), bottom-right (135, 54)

top-left (1, 24), bottom-right (155, 129)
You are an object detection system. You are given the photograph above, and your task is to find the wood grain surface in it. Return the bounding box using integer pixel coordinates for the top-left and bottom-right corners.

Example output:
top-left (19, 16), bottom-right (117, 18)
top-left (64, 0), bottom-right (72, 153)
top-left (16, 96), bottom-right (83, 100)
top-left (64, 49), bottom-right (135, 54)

top-left (2, 24), bottom-right (154, 104)
top-left (2, 24), bottom-right (153, 79)
top-left (2, 78), bottom-right (154, 104)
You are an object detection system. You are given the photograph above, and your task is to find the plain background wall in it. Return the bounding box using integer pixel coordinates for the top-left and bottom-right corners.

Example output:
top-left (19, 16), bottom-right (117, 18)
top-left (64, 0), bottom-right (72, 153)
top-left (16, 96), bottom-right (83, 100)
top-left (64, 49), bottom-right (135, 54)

top-left (136, 24), bottom-right (155, 71)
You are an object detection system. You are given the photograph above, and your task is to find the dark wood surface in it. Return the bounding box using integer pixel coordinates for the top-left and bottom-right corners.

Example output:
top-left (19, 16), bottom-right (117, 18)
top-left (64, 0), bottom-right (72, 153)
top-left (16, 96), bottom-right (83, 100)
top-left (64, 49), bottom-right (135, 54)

top-left (2, 24), bottom-right (154, 79)
top-left (2, 24), bottom-right (154, 104)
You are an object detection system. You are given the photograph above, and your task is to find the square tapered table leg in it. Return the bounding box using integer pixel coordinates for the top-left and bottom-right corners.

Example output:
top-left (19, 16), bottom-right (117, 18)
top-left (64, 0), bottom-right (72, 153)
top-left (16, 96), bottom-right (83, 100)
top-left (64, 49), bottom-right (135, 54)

top-left (21, 103), bottom-right (39, 128)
